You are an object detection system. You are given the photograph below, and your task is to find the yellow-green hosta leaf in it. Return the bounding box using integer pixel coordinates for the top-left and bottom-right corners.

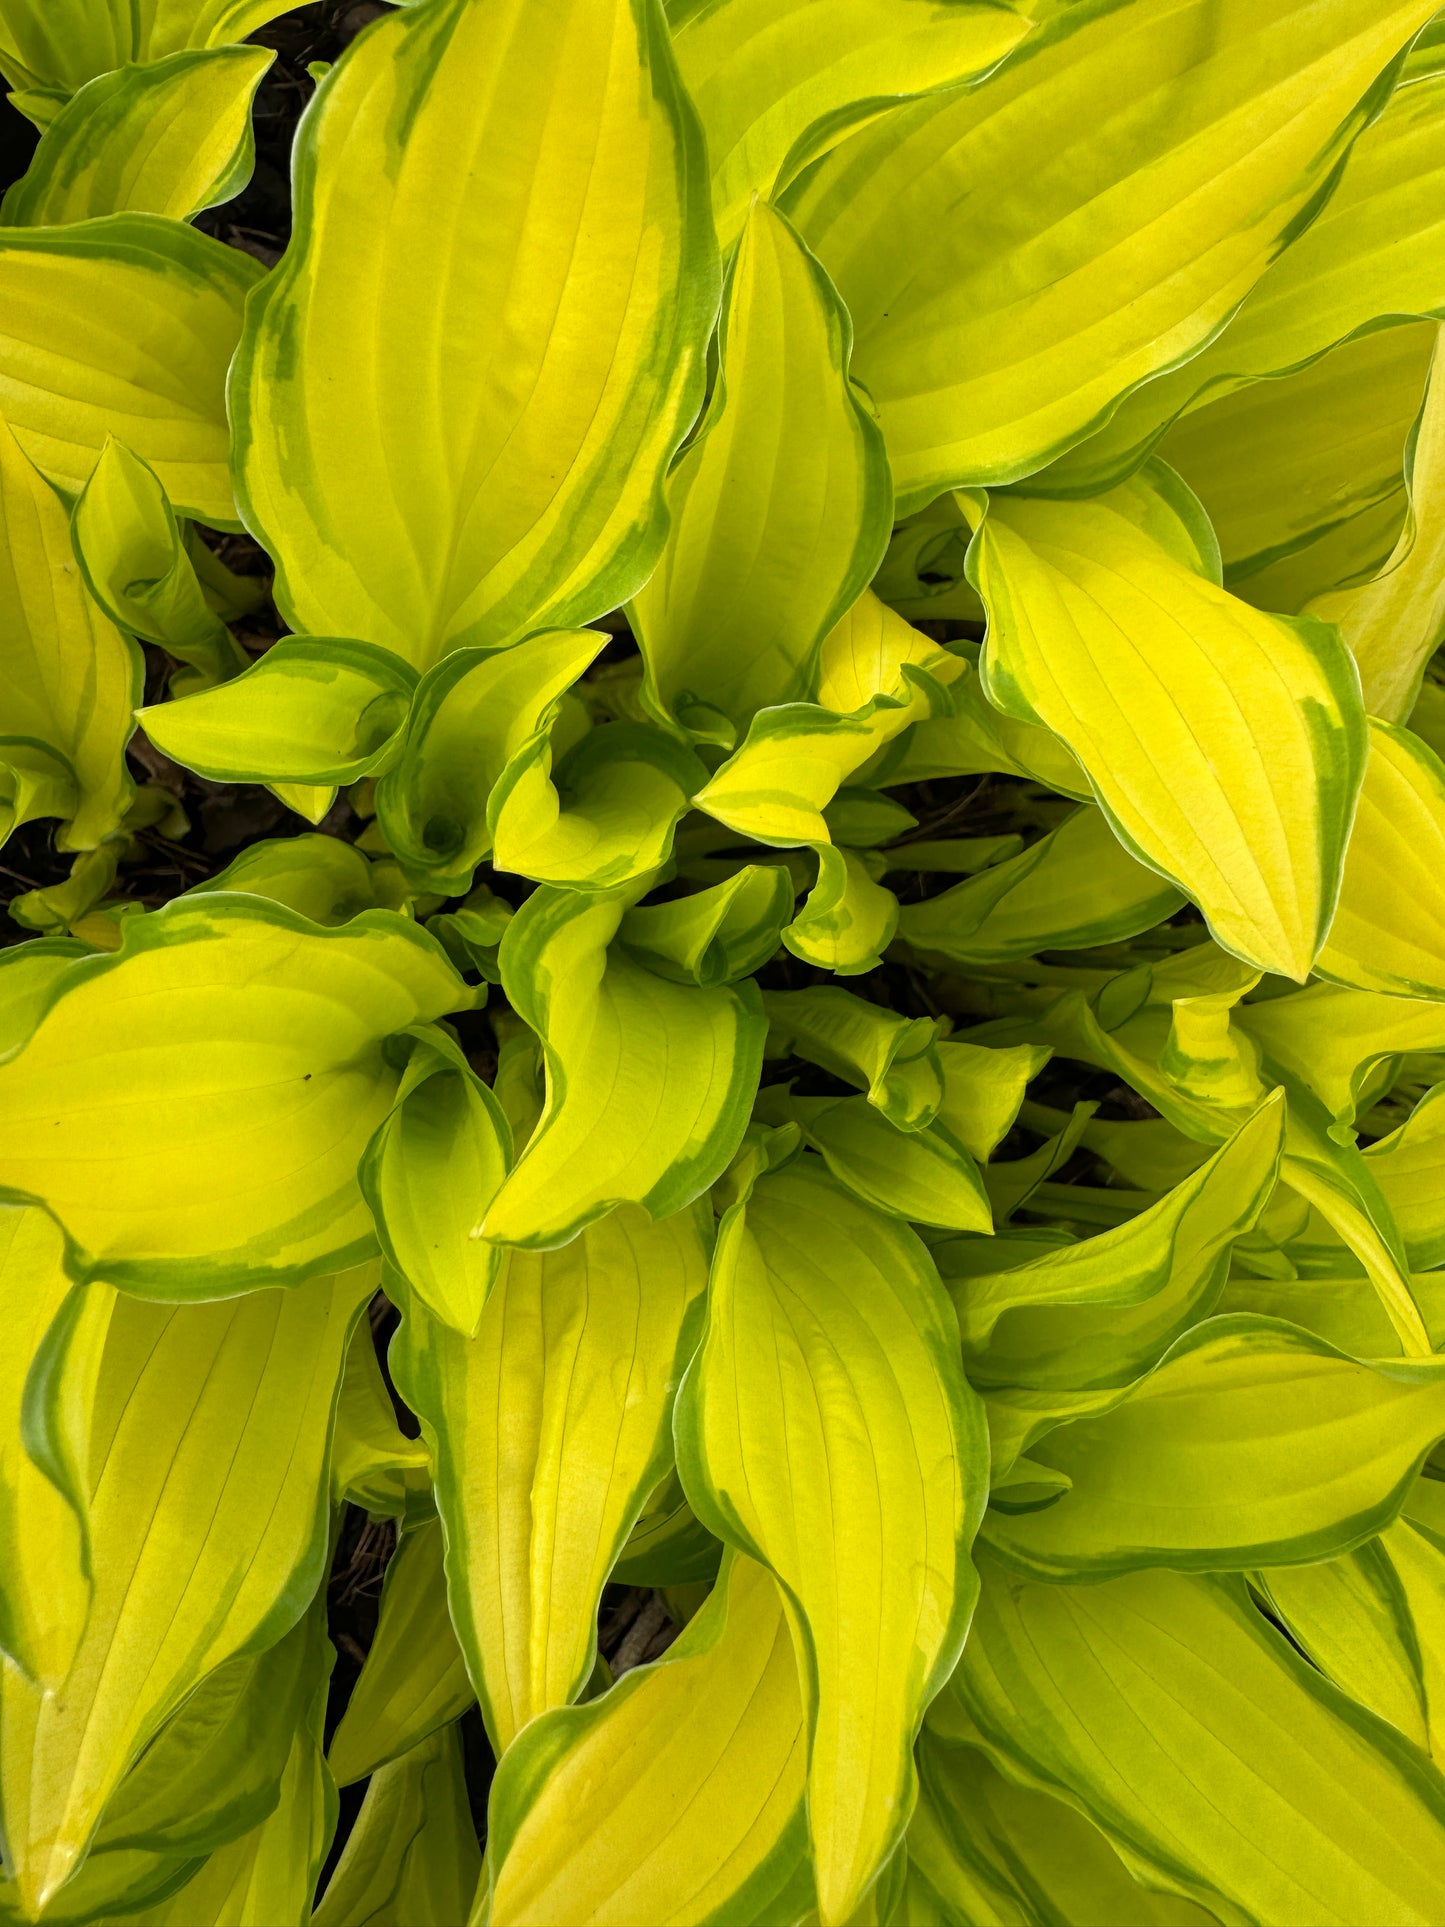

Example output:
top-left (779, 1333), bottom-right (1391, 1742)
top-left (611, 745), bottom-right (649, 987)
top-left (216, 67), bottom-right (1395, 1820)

top-left (138, 638), bottom-right (416, 787)
top-left (0, 1211), bottom-right (97, 1685)
top-left (0, 212), bottom-right (260, 526)
top-left (1160, 320), bottom-right (1435, 587)
top-left (981, 1315), bottom-right (1445, 1580)
top-left (617, 865), bottom-right (793, 985)
top-left (234, 0), bottom-right (716, 671)
top-left (490, 721), bottom-right (706, 892)
top-left (632, 200), bottom-right (890, 741)
top-left (328, 1520), bottom-right (473, 1789)
top-left (1041, 65), bottom-right (1445, 496)
top-left (483, 1551), bottom-right (810, 1927)
top-left (1316, 720), bottom-right (1445, 998)
top-left (394, 1202), bottom-right (708, 1752)
top-left (784, 0), bottom-right (1438, 504)
top-left (376, 630), bottom-right (604, 896)
top-left (784, 841), bottom-right (898, 975)
top-left (1257, 1546), bottom-right (1430, 1752)
top-left (0, 408), bottom-right (138, 851)
top-left (481, 889), bottom-right (764, 1248)
top-left (360, 1041), bottom-right (511, 1340)
top-left (672, 0), bottom-right (1026, 247)
top-left (1310, 331), bottom-right (1445, 721)
top-left (948, 1559), bottom-right (1445, 1927)
top-left (0, 1267), bottom-right (368, 1913)
top-left (793, 1093), bottom-right (992, 1232)
top-left (329, 1318), bottom-right (433, 1525)
top-left (674, 1159), bottom-right (989, 1925)
top-left (886, 653), bottom-right (1090, 797)
top-left (193, 834), bottom-right (409, 926)
top-left (970, 475), bottom-right (1369, 979)
top-left (0, 46), bottom-right (272, 226)
top-left (1365, 1082), bottom-right (1445, 1269)
top-left (0, 0), bottom-right (301, 100)
top-left (1383, 1504), bottom-right (1445, 1761)
top-left (71, 437), bottom-right (246, 694)
top-left (612, 1466), bottom-right (723, 1587)
top-left (897, 805), bottom-right (1186, 966)
top-left (313, 1724), bottom-right (479, 1927)
top-left (0, 899), bottom-right (469, 1293)
top-left (762, 984), bottom-right (944, 1130)
top-left (933, 1039), bottom-right (1049, 1163)
top-left (1237, 981), bottom-right (1445, 1129)
top-left (961, 1094), bottom-right (1285, 1390)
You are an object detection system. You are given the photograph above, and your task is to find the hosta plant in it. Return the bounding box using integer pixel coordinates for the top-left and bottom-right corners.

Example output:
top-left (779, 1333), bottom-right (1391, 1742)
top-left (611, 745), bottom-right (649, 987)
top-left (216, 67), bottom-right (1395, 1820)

top-left (3, 0), bottom-right (1445, 1922)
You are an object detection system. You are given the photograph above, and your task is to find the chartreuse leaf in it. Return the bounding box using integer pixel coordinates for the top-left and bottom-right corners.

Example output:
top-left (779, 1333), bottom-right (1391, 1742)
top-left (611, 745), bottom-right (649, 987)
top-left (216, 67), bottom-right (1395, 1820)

top-left (911, 1730), bottom-right (1217, 1927)
top-left (672, 0), bottom-right (1026, 247)
top-left (1383, 1501), bottom-right (1445, 1759)
top-left (1310, 333), bottom-right (1445, 721)
top-left (785, 0), bottom-right (1438, 504)
top-left (376, 630), bottom-right (604, 896)
top-left (959, 1094), bottom-right (1285, 1390)
top-left (139, 638), bottom-right (416, 787)
top-left (0, 1210), bottom-right (97, 1684)
top-left (1315, 720), bottom-right (1445, 998)
top-left (394, 1201), bottom-right (707, 1752)
top-left (490, 721), bottom-right (706, 892)
top-left (359, 1034), bottom-right (511, 1338)
top-left (192, 834), bottom-right (409, 926)
top-left (0, 407), bottom-right (138, 851)
top-left (1041, 64), bottom-right (1445, 496)
top-left (612, 1466), bottom-right (723, 1587)
top-left (328, 1520), bottom-right (473, 1788)
top-left (945, 1560), bottom-right (1445, 1927)
top-left (1159, 320), bottom-right (1435, 587)
top-left (674, 1158), bottom-right (988, 1924)
top-left (784, 842), bottom-right (899, 975)
top-left (981, 1315), bottom-right (1445, 1579)
top-left (0, 898), bottom-right (469, 1293)
top-left (618, 865), bottom-right (793, 985)
top-left (792, 1094), bottom-right (992, 1233)
top-left (887, 652), bottom-right (1089, 797)
top-left (1365, 1082), bottom-right (1445, 1268)
top-left (329, 1320), bottom-right (432, 1526)
top-left (483, 1551), bottom-right (810, 1927)
top-left (0, 1265), bottom-right (368, 1912)
top-left (763, 983), bottom-right (944, 1129)
top-left (234, 0), bottom-right (716, 670)
top-left (934, 1039), bottom-right (1048, 1163)
top-left (313, 1723), bottom-right (479, 1927)
top-left (0, 213), bottom-right (260, 525)
top-left (898, 805), bottom-right (1186, 966)
top-left (0, 1), bottom-right (301, 102)
top-left (0, 46), bottom-right (273, 226)
top-left (969, 473), bottom-right (1369, 980)
top-left (1236, 980), bottom-right (1445, 1130)
top-left (1257, 1544), bottom-right (1430, 1752)
top-left (71, 438), bottom-right (247, 694)
top-left (481, 889), bottom-right (764, 1248)
top-left (632, 200), bottom-right (890, 743)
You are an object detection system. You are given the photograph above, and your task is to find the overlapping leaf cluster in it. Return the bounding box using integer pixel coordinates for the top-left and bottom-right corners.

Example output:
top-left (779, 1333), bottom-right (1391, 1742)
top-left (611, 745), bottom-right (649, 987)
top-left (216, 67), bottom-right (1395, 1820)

top-left (3, 0), bottom-right (1445, 1921)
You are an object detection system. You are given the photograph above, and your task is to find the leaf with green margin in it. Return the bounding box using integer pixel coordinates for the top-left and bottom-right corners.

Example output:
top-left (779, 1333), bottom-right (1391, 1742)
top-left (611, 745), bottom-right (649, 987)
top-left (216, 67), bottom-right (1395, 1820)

top-left (617, 865), bottom-right (793, 985)
top-left (785, 841), bottom-right (899, 975)
top-left (1311, 329), bottom-right (1445, 721)
top-left (360, 1035), bottom-right (511, 1338)
top-left (375, 630), bottom-right (604, 896)
top-left (1218, 1272), bottom-right (1445, 1362)
top-left (489, 720), bottom-right (706, 892)
top-left (0, 1266), bottom-right (367, 1913)
top-left (784, 0), bottom-right (1438, 504)
top-left (1364, 1082), bottom-right (1445, 1269)
top-left (824, 785), bottom-right (916, 848)
top-left (189, 834), bottom-right (409, 926)
top-left (0, 0), bottom-right (302, 99)
top-left (328, 1520), bottom-right (474, 1788)
top-left (392, 1201), bottom-right (708, 1752)
top-left (960, 1094), bottom-right (1285, 1390)
top-left (0, 407), bottom-right (138, 851)
top-left (329, 1317), bottom-right (432, 1525)
top-left (911, 1729), bottom-right (1219, 1927)
top-left (0, 212), bottom-right (260, 526)
top-left (71, 437), bottom-right (247, 694)
top-left (968, 471), bottom-right (1370, 980)
top-left (481, 889), bottom-right (764, 1248)
top-left (138, 638), bottom-right (416, 788)
top-left (1256, 1545), bottom-right (1429, 1752)
top-left (792, 1093), bottom-right (992, 1232)
top-left (762, 984), bottom-right (944, 1130)
top-left (482, 1551), bottom-right (811, 1927)
top-left (0, 1846), bottom-right (202, 1926)
top-left (1236, 981), bottom-right (1445, 1130)
top-left (1381, 1505), bottom-right (1445, 1761)
top-left (982, 1100), bottom-right (1096, 1227)
top-left (0, 46), bottom-right (272, 226)
top-left (671, 0), bottom-right (1027, 247)
top-left (612, 1466), bottom-right (723, 1587)
top-left (1233, 487), bottom-right (1411, 620)
top-left (980, 1314), bottom-right (1445, 1580)
top-left (232, 0), bottom-right (717, 670)
top-left (934, 1038), bottom-right (1049, 1163)
top-left (885, 650), bottom-right (1090, 797)
top-left (674, 1157), bottom-right (989, 1926)
top-left (631, 199), bottom-right (890, 742)
top-left (1035, 65), bottom-right (1445, 497)
top-left (897, 806), bottom-right (1186, 967)
top-left (0, 898), bottom-right (470, 1294)
top-left (313, 1723), bottom-right (479, 1927)
top-left (943, 1559), bottom-right (1445, 1927)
